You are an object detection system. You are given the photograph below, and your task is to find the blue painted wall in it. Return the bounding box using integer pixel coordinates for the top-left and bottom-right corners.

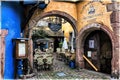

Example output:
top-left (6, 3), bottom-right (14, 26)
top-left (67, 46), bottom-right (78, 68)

top-left (1, 2), bottom-right (23, 79)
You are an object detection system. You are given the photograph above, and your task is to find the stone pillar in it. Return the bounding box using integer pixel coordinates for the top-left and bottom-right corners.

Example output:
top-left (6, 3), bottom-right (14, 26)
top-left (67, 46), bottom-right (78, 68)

top-left (28, 39), bottom-right (33, 68)
top-left (76, 37), bottom-right (84, 69)
top-left (0, 29), bottom-right (8, 79)
top-left (27, 20), bottom-right (36, 69)
top-left (107, 2), bottom-right (120, 78)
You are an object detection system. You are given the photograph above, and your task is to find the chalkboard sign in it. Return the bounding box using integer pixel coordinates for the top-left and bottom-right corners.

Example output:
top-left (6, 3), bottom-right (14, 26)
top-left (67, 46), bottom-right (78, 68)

top-left (48, 23), bottom-right (61, 32)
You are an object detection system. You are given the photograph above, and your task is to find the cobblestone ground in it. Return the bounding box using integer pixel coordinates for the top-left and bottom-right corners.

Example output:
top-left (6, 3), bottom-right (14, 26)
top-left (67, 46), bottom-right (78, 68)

top-left (29, 53), bottom-right (110, 79)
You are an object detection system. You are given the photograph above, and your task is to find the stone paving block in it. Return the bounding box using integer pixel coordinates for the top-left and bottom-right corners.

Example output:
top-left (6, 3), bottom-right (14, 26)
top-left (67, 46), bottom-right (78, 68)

top-left (28, 54), bottom-right (110, 79)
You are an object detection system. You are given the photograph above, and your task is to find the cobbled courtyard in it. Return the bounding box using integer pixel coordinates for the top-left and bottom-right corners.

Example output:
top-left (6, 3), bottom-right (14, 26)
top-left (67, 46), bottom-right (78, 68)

top-left (29, 53), bottom-right (111, 79)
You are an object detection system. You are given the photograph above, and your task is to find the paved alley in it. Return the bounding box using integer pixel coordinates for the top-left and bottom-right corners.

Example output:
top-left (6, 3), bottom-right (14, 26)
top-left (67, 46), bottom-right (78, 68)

top-left (29, 53), bottom-right (111, 79)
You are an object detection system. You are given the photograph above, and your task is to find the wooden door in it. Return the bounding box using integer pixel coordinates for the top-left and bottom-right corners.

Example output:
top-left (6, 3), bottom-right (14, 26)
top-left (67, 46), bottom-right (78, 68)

top-left (84, 30), bottom-right (112, 74)
top-left (84, 31), bottom-right (100, 71)
top-left (99, 31), bottom-right (112, 74)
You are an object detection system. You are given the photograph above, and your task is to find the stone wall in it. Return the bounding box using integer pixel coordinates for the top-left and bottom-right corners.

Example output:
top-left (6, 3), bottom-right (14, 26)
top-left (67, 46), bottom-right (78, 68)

top-left (107, 2), bottom-right (120, 78)
top-left (0, 29), bottom-right (8, 79)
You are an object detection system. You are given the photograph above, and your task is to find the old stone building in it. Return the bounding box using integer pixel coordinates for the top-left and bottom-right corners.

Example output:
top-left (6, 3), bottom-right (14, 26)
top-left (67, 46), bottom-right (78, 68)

top-left (0, 0), bottom-right (120, 79)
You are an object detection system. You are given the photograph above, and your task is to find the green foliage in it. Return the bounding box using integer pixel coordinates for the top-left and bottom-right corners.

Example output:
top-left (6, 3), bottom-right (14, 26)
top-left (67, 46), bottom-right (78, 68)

top-left (59, 42), bottom-right (63, 48)
top-left (32, 30), bottom-right (49, 41)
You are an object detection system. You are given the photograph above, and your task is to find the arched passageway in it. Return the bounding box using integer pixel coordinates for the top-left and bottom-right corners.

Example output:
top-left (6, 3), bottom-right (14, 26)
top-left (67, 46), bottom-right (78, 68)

top-left (76, 23), bottom-right (115, 75)
top-left (24, 10), bottom-right (78, 69)
top-left (84, 30), bottom-right (112, 74)
top-left (26, 10), bottom-right (77, 38)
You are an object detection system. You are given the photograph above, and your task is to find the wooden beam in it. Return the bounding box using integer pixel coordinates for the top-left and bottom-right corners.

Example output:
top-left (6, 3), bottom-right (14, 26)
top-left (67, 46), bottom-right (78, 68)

top-left (83, 55), bottom-right (98, 71)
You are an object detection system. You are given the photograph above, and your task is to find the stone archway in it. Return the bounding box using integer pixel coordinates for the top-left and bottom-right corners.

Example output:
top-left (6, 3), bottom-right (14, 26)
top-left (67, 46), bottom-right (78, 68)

top-left (25, 10), bottom-right (78, 68)
top-left (76, 23), bottom-right (115, 74)
top-left (27, 10), bottom-right (78, 38)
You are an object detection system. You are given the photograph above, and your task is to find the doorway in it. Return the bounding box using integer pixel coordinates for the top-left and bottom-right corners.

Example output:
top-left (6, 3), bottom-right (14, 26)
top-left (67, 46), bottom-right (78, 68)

top-left (84, 30), bottom-right (112, 74)
top-left (30, 16), bottom-right (77, 71)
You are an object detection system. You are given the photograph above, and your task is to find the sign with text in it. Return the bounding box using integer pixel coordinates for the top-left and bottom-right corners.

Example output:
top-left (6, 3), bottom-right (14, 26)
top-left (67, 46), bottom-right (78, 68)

top-left (18, 43), bottom-right (26, 56)
top-left (78, 1), bottom-right (112, 31)
top-left (14, 38), bottom-right (29, 59)
top-left (89, 40), bottom-right (94, 48)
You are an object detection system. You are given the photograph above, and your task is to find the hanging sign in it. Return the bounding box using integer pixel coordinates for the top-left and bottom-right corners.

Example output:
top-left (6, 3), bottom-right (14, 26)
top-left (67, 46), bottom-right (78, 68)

top-left (48, 23), bottom-right (61, 32)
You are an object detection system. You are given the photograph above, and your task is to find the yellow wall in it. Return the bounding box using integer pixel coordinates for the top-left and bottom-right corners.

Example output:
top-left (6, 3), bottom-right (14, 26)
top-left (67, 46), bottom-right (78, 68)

top-left (84, 0), bottom-right (112, 4)
top-left (62, 22), bottom-right (73, 42)
top-left (77, 1), bottom-right (113, 32)
top-left (44, 1), bottom-right (77, 20)
top-left (30, 0), bottom-right (113, 38)
top-left (43, 0), bottom-right (113, 33)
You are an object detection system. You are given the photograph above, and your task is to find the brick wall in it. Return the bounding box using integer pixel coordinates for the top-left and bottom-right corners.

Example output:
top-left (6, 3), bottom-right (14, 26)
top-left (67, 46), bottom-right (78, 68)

top-left (107, 2), bottom-right (120, 78)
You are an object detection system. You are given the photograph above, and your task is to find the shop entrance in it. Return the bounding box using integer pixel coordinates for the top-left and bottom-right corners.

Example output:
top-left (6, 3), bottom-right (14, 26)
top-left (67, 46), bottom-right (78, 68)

top-left (84, 30), bottom-right (112, 74)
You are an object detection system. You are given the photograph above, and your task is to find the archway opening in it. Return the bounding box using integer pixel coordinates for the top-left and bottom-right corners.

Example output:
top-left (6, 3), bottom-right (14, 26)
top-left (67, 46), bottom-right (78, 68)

top-left (30, 16), bottom-right (76, 71)
top-left (84, 30), bottom-right (112, 74)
